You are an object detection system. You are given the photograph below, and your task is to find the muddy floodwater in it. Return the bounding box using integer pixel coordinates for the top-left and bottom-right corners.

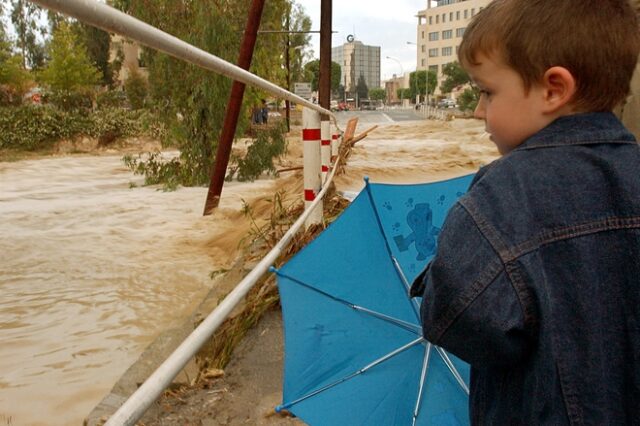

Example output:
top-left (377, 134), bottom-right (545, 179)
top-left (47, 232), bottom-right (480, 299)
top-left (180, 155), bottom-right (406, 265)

top-left (0, 118), bottom-right (497, 425)
top-left (0, 153), bottom-right (275, 425)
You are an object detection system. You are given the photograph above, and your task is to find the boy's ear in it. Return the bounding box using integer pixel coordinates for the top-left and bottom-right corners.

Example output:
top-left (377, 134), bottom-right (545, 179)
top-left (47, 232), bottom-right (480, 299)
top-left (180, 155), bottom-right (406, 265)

top-left (540, 66), bottom-right (577, 113)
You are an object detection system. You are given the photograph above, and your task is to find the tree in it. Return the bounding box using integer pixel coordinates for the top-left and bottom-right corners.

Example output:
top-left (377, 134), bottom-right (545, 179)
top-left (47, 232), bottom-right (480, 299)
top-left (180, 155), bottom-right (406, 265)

top-left (286, 1), bottom-right (312, 87)
top-left (124, 67), bottom-right (148, 109)
top-left (356, 74), bottom-right (368, 101)
top-left (74, 23), bottom-right (114, 86)
top-left (409, 69), bottom-right (437, 102)
top-left (457, 87), bottom-right (480, 112)
top-left (369, 87), bottom-right (386, 102)
top-left (38, 22), bottom-right (101, 109)
top-left (122, 0), bottom-right (301, 187)
top-left (10, 0), bottom-right (47, 69)
top-left (397, 87), bottom-right (411, 101)
top-left (303, 59), bottom-right (341, 92)
top-left (440, 61), bottom-right (470, 94)
top-left (0, 30), bottom-right (33, 105)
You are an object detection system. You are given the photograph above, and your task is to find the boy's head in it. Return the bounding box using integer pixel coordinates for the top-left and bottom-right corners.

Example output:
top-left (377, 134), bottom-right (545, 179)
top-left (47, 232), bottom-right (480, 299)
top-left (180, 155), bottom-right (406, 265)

top-left (458, 0), bottom-right (640, 153)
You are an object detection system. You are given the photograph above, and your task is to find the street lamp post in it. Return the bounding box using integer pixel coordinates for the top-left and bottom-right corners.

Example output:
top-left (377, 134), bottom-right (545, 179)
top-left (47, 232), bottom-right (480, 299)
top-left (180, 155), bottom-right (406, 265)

top-left (386, 56), bottom-right (404, 106)
top-left (407, 41), bottom-right (428, 106)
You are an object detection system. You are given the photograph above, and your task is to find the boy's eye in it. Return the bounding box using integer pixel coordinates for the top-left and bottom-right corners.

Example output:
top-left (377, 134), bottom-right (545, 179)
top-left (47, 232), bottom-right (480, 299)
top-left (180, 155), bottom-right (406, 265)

top-left (479, 89), bottom-right (491, 97)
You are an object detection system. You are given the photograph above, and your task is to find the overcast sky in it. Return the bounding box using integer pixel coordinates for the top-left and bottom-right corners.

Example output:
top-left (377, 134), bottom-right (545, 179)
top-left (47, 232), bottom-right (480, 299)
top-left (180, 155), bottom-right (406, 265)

top-left (296, 0), bottom-right (434, 83)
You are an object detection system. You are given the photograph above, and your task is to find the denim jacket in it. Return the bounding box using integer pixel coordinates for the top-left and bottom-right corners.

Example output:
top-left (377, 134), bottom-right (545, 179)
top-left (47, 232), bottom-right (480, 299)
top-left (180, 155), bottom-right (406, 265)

top-left (410, 112), bottom-right (640, 425)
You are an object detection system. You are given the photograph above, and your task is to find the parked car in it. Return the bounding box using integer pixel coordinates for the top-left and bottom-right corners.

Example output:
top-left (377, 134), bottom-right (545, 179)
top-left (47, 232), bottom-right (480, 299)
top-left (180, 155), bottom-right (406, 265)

top-left (438, 98), bottom-right (457, 109)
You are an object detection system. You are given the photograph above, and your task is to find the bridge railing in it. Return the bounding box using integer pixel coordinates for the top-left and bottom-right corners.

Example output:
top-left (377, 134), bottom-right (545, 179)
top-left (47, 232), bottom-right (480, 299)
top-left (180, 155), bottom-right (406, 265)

top-left (27, 1), bottom-right (342, 425)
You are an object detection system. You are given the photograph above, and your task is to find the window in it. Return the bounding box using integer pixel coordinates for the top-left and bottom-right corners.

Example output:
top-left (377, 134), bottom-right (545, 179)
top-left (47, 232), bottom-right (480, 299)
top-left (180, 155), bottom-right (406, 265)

top-left (471, 8), bottom-right (476, 16)
top-left (429, 16), bottom-right (433, 25)
top-left (429, 31), bottom-right (439, 41)
top-left (421, 58), bottom-right (426, 67)
top-left (442, 30), bottom-right (453, 39)
top-left (456, 11), bottom-right (460, 20)
top-left (464, 9), bottom-right (468, 19)
top-left (421, 31), bottom-right (425, 39)
top-left (442, 46), bottom-right (453, 56)
top-left (429, 64), bottom-right (438, 74)
top-left (429, 48), bottom-right (439, 58)
top-left (436, 15), bottom-right (439, 24)
top-left (449, 12), bottom-right (453, 21)
top-left (442, 13), bottom-right (446, 23)
top-left (456, 27), bottom-right (465, 37)
top-left (421, 44), bottom-right (426, 52)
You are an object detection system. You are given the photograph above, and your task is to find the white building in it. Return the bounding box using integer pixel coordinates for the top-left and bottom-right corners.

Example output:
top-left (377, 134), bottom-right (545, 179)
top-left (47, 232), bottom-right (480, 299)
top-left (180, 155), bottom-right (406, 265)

top-left (416, 0), bottom-right (491, 96)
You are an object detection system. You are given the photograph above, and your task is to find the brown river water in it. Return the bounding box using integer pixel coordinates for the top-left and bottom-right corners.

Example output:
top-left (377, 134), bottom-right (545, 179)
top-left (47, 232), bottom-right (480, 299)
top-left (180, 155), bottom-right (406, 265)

top-left (0, 118), bottom-right (497, 425)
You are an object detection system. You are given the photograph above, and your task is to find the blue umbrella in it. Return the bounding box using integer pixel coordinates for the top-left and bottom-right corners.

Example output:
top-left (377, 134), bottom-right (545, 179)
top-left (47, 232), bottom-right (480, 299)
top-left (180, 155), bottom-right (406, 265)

top-left (271, 175), bottom-right (474, 426)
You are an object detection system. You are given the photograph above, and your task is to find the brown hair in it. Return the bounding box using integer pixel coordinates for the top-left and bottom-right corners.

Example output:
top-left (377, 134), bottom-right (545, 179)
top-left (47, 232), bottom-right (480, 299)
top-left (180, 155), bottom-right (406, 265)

top-left (459, 0), bottom-right (640, 111)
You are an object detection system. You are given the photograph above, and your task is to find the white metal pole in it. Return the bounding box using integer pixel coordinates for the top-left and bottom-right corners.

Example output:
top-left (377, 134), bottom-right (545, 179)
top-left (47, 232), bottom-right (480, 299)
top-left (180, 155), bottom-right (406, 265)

top-left (302, 107), bottom-right (322, 228)
top-left (320, 120), bottom-right (331, 183)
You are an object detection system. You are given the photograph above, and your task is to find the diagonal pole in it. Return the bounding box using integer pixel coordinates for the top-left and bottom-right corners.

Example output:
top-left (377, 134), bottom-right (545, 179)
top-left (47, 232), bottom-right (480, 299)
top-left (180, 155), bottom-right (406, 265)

top-left (203, 0), bottom-right (266, 215)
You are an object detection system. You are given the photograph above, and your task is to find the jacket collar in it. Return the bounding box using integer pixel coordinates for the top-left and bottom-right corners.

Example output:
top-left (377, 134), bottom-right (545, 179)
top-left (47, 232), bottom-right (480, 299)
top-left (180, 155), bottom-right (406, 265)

top-left (513, 112), bottom-right (637, 152)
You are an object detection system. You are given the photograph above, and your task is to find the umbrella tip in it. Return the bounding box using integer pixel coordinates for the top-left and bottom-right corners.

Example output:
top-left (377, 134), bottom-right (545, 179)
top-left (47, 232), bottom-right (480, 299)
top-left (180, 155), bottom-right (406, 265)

top-left (364, 176), bottom-right (370, 183)
top-left (269, 266), bottom-right (278, 273)
top-left (275, 404), bottom-right (284, 413)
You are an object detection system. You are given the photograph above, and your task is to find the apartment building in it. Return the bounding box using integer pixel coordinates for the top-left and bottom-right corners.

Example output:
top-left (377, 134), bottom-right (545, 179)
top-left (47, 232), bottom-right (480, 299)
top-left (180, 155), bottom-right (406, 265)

top-left (416, 0), bottom-right (491, 96)
top-left (332, 39), bottom-right (381, 95)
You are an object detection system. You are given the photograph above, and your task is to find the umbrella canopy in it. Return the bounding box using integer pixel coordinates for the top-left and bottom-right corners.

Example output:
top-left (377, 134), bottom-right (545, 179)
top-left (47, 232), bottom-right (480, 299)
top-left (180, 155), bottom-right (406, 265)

top-left (272, 174), bottom-right (475, 426)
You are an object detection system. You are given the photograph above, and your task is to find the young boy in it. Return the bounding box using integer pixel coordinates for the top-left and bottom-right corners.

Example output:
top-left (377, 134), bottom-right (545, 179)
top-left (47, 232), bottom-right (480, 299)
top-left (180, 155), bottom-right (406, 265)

top-left (410, 0), bottom-right (640, 424)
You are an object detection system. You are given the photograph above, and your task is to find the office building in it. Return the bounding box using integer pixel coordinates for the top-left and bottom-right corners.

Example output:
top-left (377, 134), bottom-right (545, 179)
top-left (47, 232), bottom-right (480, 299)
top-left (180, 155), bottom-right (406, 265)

top-left (332, 39), bottom-right (381, 96)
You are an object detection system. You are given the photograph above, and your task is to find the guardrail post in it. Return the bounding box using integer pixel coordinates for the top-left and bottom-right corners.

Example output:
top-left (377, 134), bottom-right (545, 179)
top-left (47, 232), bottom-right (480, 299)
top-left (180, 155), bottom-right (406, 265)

top-left (320, 120), bottom-right (331, 183)
top-left (302, 107), bottom-right (323, 228)
top-left (331, 124), bottom-right (339, 165)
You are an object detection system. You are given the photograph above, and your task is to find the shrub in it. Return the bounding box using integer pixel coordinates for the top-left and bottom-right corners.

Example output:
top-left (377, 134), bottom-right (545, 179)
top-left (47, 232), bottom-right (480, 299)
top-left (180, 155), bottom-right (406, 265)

top-left (0, 105), bottom-right (152, 151)
top-left (234, 122), bottom-right (288, 182)
top-left (96, 90), bottom-right (128, 109)
top-left (124, 68), bottom-right (148, 110)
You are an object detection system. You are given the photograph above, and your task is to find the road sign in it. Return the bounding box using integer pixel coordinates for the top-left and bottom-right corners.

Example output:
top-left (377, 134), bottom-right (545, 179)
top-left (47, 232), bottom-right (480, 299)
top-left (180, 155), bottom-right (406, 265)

top-left (294, 82), bottom-right (312, 100)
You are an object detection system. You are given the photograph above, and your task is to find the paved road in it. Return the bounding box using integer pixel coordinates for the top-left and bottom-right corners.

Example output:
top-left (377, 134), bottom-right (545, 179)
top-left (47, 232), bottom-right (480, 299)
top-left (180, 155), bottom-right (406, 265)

top-left (334, 108), bottom-right (426, 126)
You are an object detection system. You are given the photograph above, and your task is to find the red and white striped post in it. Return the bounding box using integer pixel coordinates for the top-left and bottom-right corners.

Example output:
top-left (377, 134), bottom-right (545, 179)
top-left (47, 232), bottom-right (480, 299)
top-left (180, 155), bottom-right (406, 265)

top-left (331, 123), bottom-right (340, 165)
top-left (302, 107), bottom-right (323, 228)
top-left (320, 120), bottom-right (331, 183)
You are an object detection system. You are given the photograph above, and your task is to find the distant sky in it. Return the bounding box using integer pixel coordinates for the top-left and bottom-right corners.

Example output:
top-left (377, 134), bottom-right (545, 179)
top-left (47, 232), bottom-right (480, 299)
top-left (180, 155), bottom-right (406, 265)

top-left (295, 0), bottom-right (436, 83)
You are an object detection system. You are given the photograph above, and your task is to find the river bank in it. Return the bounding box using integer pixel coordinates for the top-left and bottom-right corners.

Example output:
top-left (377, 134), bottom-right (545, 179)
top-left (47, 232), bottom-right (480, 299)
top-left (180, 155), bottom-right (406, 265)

top-left (84, 116), bottom-right (498, 425)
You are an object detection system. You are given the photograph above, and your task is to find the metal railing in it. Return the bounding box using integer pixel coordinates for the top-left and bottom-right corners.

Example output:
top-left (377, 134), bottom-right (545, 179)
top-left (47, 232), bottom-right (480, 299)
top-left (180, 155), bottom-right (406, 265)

top-left (29, 0), bottom-right (334, 119)
top-left (26, 1), bottom-right (341, 424)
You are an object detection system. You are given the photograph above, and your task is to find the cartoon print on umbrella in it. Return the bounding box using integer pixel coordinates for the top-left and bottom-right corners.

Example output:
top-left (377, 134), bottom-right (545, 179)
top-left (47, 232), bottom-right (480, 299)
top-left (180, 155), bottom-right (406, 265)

top-left (273, 174), bottom-right (475, 426)
top-left (393, 202), bottom-right (440, 261)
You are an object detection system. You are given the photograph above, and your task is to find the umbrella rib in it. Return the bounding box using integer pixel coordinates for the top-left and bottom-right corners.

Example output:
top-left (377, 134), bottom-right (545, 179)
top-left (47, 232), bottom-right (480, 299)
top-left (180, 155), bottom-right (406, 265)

top-left (412, 342), bottom-right (433, 426)
top-left (274, 270), bottom-right (421, 335)
top-left (365, 180), bottom-right (421, 321)
top-left (277, 337), bottom-right (425, 412)
top-left (391, 255), bottom-right (422, 316)
top-left (435, 345), bottom-right (470, 395)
